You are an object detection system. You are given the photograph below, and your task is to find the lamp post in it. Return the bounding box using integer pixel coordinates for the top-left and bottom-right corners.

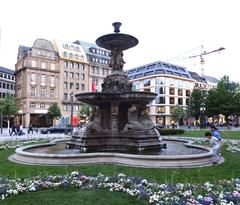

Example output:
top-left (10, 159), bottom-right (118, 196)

top-left (200, 101), bottom-right (206, 129)
top-left (70, 91), bottom-right (74, 135)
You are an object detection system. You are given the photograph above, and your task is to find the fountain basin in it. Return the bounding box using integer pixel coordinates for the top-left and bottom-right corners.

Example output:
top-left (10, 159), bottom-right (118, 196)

top-left (75, 91), bottom-right (157, 105)
top-left (9, 139), bottom-right (216, 168)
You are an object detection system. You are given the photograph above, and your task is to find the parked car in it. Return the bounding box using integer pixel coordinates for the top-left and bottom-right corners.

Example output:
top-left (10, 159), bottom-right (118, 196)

top-left (40, 125), bottom-right (72, 134)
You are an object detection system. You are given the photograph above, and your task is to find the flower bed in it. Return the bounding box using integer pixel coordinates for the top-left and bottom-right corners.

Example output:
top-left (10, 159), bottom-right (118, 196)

top-left (0, 172), bottom-right (239, 204)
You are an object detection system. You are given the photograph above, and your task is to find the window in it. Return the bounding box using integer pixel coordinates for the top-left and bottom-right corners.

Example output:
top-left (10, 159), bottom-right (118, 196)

top-left (132, 82), bottom-right (140, 91)
top-left (76, 83), bottom-right (79, 90)
top-left (81, 84), bottom-right (85, 91)
top-left (64, 105), bottom-right (67, 111)
top-left (169, 88), bottom-right (175, 95)
top-left (31, 60), bottom-right (36, 67)
top-left (64, 61), bottom-right (68, 67)
top-left (143, 79), bottom-right (150, 87)
top-left (155, 77), bottom-right (165, 85)
top-left (156, 96), bottom-right (165, 104)
top-left (63, 51), bottom-right (68, 57)
top-left (156, 106), bottom-right (165, 113)
top-left (51, 64), bottom-right (55, 70)
top-left (155, 87), bottom-right (165, 94)
top-left (31, 73), bottom-right (36, 85)
top-left (185, 81), bottom-right (191, 89)
top-left (40, 88), bottom-right (46, 97)
top-left (178, 89), bottom-right (183, 96)
top-left (40, 74), bottom-right (46, 86)
top-left (75, 73), bottom-right (79, 79)
top-left (177, 80), bottom-right (183, 87)
top-left (170, 97), bottom-right (175, 105)
top-left (41, 62), bottom-right (46, 69)
top-left (186, 90), bottom-right (191, 97)
top-left (178, 98), bottom-right (183, 105)
top-left (50, 89), bottom-right (55, 98)
top-left (64, 93), bottom-right (68, 100)
top-left (40, 103), bottom-right (45, 108)
top-left (168, 78), bottom-right (175, 86)
top-left (70, 83), bottom-right (74, 89)
top-left (70, 72), bottom-right (74, 78)
top-left (64, 82), bottom-right (68, 89)
top-left (64, 71), bottom-right (68, 78)
top-left (30, 103), bottom-right (36, 108)
top-left (75, 105), bottom-right (79, 111)
top-left (50, 76), bottom-right (55, 87)
top-left (81, 74), bottom-right (85, 80)
top-left (31, 87), bottom-right (36, 97)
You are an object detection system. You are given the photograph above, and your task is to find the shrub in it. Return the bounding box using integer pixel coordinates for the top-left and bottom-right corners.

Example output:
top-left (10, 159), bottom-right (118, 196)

top-left (159, 128), bottom-right (185, 135)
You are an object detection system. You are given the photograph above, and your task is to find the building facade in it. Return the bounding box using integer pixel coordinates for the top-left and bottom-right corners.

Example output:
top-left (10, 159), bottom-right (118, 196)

top-left (0, 66), bottom-right (15, 99)
top-left (125, 61), bottom-right (196, 126)
top-left (15, 38), bottom-right (111, 127)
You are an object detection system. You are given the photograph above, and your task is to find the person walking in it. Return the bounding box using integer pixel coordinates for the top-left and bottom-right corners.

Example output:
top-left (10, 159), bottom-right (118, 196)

top-left (28, 122), bottom-right (33, 134)
top-left (9, 123), bottom-right (17, 136)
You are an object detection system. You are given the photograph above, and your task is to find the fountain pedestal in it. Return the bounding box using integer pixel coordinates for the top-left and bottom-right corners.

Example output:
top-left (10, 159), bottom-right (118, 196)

top-left (67, 23), bottom-right (165, 152)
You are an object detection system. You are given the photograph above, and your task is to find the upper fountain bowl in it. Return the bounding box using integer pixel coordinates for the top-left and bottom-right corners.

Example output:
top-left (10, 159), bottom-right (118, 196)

top-left (96, 22), bottom-right (138, 51)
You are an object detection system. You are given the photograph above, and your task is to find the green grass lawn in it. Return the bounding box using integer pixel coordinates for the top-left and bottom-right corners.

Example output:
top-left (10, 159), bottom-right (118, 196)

top-left (0, 133), bottom-right (239, 204)
top-left (180, 129), bottom-right (240, 139)
top-left (1, 189), bottom-right (146, 205)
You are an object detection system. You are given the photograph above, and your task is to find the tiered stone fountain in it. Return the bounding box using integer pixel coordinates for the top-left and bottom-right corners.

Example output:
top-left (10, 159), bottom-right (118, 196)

top-left (67, 22), bottom-right (164, 152)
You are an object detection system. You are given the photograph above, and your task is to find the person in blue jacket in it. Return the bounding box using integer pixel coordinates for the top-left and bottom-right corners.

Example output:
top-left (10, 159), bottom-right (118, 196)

top-left (210, 125), bottom-right (222, 141)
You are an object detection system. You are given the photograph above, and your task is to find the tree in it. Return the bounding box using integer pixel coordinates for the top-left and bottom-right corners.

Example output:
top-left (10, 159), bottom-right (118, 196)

top-left (47, 103), bottom-right (61, 124)
top-left (80, 104), bottom-right (91, 118)
top-left (0, 93), bottom-right (19, 122)
top-left (189, 89), bottom-right (202, 121)
top-left (172, 104), bottom-right (187, 126)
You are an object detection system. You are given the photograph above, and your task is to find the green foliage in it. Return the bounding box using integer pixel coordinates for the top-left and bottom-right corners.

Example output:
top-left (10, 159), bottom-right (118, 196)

top-left (171, 104), bottom-right (187, 124)
top-left (159, 128), bottom-right (185, 135)
top-left (80, 104), bottom-right (91, 117)
top-left (189, 89), bottom-right (202, 120)
top-left (0, 93), bottom-right (18, 117)
top-left (47, 103), bottom-right (61, 121)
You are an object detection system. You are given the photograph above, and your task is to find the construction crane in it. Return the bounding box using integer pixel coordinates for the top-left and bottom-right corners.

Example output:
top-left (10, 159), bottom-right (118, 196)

top-left (167, 46), bottom-right (226, 76)
top-left (189, 46), bottom-right (226, 76)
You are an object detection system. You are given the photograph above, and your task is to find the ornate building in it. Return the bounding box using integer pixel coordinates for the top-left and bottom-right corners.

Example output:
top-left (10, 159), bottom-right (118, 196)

top-left (15, 38), bottom-right (111, 127)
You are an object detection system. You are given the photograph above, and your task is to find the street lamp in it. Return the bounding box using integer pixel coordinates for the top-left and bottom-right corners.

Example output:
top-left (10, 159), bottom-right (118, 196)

top-left (70, 91), bottom-right (74, 135)
top-left (200, 101), bottom-right (206, 129)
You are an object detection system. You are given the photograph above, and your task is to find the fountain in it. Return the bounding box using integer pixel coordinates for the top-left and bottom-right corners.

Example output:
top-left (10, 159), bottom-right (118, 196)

top-left (67, 22), bottom-right (164, 153)
top-left (9, 23), bottom-right (220, 168)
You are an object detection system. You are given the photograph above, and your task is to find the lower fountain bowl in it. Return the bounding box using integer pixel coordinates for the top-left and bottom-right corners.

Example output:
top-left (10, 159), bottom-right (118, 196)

top-left (9, 138), bottom-right (221, 168)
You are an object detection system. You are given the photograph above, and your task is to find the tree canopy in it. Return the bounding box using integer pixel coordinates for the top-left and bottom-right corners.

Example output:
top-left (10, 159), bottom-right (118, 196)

top-left (0, 94), bottom-right (18, 117)
top-left (172, 104), bottom-right (187, 125)
top-left (47, 103), bottom-right (61, 121)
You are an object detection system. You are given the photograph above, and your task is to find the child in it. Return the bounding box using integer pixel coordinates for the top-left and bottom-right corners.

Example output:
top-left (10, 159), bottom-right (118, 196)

top-left (205, 131), bottom-right (222, 165)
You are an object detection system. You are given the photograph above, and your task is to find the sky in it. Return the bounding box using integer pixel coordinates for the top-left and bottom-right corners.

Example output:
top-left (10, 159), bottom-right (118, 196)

top-left (0, 0), bottom-right (239, 82)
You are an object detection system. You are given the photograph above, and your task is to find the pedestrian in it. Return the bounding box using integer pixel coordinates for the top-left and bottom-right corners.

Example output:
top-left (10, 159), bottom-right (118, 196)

top-left (210, 125), bottom-right (222, 141)
top-left (28, 122), bottom-right (33, 134)
top-left (9, 123), bottom-right (17, 136)
top-left (205, 131), bottom-right (222, 165)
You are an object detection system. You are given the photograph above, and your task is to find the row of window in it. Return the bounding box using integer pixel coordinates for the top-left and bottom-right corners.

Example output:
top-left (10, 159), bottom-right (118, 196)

top-left (91, 67), bottom-right (109, 76)
top-left (63, 51), bottom-right (85, 61)
top-left (0, 92), bottom-right (14, 99)
top-left (31, 49), bottom-right (57, 60)
top-left (64, 61), bottom-right (85, 70)
top-left (0, 73), bottom-right (15, 81)
top-left (30, 87), bottom-right (55, 98)
top-left (156, 105), bottom-right (187, 114)
top-left (90, 47), bottom-right (110, 57)
top-left (63, 104), bottom-right (80, 112)
top-left (155, 96), bottom-right (189, 105)
top-left (155, 87), bottom-right (191, 96)
top-left (63, 82), bottom-right (85, 91)
top-left (24, 60), bottom-right (57, 70)
top-left (30, 102), bottom-right (50, 109)
top-left (31, 73), bottom-right (55, 86)
top-left (91, 56), bottom-right (109, 65)
top-left (64, 71), bottom-right (85, 80)
top-left (0, 82), bottom-right (15, 90)
top-left (62, 43), bottom-right (81, 52)
top-left (142, 78), bottom-right (191, 88)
